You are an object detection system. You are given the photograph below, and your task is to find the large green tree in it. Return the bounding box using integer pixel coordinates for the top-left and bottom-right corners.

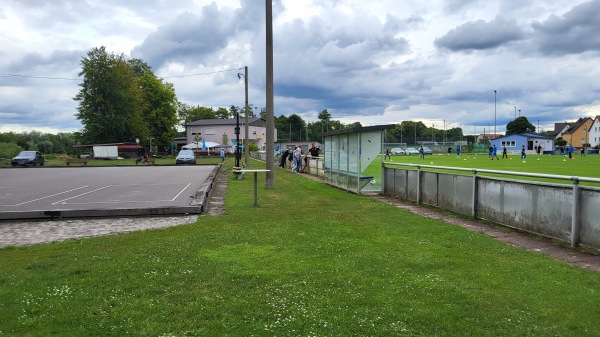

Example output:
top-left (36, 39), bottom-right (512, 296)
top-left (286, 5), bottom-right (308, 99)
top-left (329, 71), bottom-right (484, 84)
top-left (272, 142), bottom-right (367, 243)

top-left (139, 71), bottom-right (178, 147)
top-left (177, 104), bottom-right (216, 126)
top-left (506, 116), bottom-right (536, 135)
top-left (74, 47), bottom-right (147, 144)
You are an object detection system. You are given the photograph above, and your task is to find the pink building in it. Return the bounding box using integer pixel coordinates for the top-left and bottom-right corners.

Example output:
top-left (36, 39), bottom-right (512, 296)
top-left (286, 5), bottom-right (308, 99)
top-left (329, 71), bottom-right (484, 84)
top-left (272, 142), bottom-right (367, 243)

top-left (185, 118), bottom-right (276, 151)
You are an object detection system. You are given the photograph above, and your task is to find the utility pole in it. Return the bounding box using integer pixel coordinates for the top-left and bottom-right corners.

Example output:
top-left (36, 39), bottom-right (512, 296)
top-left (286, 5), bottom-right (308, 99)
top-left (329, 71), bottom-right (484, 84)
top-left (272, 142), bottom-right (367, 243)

top-left (265, 0), bottom-right (275, 188)
top-left (244, 66), bottom-right (249, 167)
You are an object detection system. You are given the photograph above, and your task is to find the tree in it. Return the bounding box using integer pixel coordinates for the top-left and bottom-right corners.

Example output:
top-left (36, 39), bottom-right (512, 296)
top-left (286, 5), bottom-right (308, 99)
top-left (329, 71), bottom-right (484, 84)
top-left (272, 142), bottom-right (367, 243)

top-left (74, 46), bottom-right (147, 144)
top-left (318, 109), bottom-right (332, 131)
top-left (177, 104), bottom-right (216, 126)
top-left (215, 107), bottom-right (231, 119)
top-left (139, 71), bottom-right (178, 147)
top-left (506, 116), bottom-right (536, 135)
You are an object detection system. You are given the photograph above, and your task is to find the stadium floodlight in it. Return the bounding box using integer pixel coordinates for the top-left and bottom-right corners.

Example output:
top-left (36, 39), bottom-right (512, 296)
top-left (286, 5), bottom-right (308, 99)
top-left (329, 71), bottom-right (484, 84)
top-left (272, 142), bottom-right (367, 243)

top-left (494, 90), bottom-right (497, 138)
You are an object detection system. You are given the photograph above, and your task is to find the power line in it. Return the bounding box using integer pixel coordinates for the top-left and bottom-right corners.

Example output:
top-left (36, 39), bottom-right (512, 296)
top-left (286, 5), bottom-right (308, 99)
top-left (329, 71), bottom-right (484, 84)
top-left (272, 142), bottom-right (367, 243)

top-left (0, 68), bottom-right (240, 81)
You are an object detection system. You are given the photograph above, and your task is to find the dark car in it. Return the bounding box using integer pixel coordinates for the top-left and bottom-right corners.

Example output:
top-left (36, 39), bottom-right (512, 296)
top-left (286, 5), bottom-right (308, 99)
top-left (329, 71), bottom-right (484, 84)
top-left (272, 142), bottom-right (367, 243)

top-left (12, 151), bottom-right (45, 167)
top-left (175, 150), bottom-right (196, 165)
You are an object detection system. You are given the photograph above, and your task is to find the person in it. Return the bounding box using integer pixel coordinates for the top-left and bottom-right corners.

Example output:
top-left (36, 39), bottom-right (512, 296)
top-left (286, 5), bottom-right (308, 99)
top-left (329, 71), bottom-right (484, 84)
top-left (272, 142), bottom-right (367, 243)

top-left (488, 145), bottom-right (493, 159)
top-left (419, 146), bottom-right (425, 159)
top-left (279, 148), bottom-right (289, 168)
top-left (560, 146), bottom-right (565, 156)
top-left (492, 144), bottom-right (499, 160)
top-left (536, 145), bottom-right (542, 158)
top-left (308, 143), bottom-right (320, 157)
top-left (521, 145), bottom-right (526, 160)
top-left (293, 145), bottom-right (302, 172)
top-left (581, 147), bottom-right (585, 157)
top-left (288, 147), bottom-right (294, 168)
top-left (456, 145), bottom-right (461, 158)
top-left (448, 147), bottom-right (452, 155)
top-left (568, 144), bottom-right (574, 159)
top-left (219, 148), bottom-right (225, 163)
top-left (301, 155), bottom-right (308, 173)
top-left (502, 146), bottom-right (508, 159)
top-left (384, 147), bottom-right (391, 160)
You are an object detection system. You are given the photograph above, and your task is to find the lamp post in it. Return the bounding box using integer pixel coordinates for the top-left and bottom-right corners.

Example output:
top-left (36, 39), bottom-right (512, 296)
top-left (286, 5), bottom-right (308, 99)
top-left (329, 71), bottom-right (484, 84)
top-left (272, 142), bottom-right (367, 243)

top-left (519, 109), bottom-right (521, 117)
top-left (414, 123), bottom-right (417, 146)
top-left (238, 66), bottom-right (249, 167)
top-left (235, 111), bottom-right (240, 168)
top-left (494, 90), bottom-right (497, 138)
top-left (514, 106), bottom-right (516, 119)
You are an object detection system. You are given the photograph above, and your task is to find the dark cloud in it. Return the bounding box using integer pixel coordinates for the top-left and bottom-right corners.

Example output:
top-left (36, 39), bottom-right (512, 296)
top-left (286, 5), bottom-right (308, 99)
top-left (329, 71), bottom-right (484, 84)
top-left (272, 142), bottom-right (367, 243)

top-left (7, 50), bottom-right (82, 74)
top-left (435, 16), bottom-right (524, 51)
top-left (531, 0), bottom-right (600, 55)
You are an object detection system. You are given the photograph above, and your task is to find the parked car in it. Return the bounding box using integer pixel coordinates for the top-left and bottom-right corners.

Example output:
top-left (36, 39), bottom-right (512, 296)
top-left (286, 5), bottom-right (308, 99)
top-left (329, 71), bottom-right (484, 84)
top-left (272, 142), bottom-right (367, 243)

top-left (405, 147), bottom-right (419, 155)
top-left (11, 151), bottom-right (44, 167)
top-left (390, 148), bottom-right (405, 155)
top-left (422, 146), bottom-right (433, 155)
top-left (175, 150), bottom-right (196, 165)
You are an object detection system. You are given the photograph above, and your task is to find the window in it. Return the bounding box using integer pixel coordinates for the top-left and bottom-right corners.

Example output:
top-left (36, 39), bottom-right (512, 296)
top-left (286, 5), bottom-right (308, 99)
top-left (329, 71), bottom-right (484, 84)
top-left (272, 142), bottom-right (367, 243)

top-left (191, 128), bottom-right (201, 135)
top-left (205, 127), bottom-right (215, 135)
top-left (501, 141), bottom-right (516, 147)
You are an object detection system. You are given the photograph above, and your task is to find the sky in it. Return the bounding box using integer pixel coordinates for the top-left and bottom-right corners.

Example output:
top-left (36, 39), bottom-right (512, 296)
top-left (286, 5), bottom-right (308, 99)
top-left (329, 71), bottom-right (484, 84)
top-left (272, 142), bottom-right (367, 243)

top-left (1, 0), bottom-right (600, 135)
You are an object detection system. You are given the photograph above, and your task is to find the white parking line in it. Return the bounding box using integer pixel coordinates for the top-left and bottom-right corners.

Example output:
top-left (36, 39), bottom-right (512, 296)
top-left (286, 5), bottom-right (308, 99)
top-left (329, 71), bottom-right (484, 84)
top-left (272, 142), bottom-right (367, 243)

top-left (52, 185), bottom-right (112, 205)
top-left (14, 186), bottom-right (90, 206)
top-left (172, 183), bottom-right (192, 201)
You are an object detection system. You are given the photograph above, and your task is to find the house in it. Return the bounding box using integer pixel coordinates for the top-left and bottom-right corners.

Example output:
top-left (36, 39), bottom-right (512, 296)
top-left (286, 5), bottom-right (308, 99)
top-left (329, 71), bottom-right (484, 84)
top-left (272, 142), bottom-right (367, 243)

top-left (491, 133), bottom-right (554, 154)
top-left (560, 117), bottom-right (593, 147)
top-left (553, 122), bottom-right (571, 138)
top-left (184, 118), bottom-right (277, 152)
top-left (588, 115), bottom-right (600, 148)
top-left (476, 133), bottom-right (503, 143)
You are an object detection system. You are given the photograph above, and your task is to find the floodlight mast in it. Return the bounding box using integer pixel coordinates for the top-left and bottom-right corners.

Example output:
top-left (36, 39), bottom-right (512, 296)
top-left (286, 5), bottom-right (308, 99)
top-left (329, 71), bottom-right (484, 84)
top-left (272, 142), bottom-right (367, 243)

top-left (265, 0), bottom-right (275, 188)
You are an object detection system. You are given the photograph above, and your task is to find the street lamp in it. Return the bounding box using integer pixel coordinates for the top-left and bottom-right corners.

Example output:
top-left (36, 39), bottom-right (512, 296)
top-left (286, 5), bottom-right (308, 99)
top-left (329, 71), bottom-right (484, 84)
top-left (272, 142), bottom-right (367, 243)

top-left (494, 90), bottom-right (497, 138)
top-left (238, 66), bottom-right (249, 167)
top-left (514, 106), bottom-right (516, 119)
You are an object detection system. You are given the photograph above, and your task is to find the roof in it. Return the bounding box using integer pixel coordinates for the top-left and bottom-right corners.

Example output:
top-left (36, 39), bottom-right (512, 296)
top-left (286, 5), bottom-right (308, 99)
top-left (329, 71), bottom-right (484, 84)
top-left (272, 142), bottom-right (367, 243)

top-left (562, 117), bottom-right (592, 134)
top-left (317, 124), bottom-right (395, 137)
top-left (492, 133), bottom-right (554, 141)
top-left (554, 122), bottom-right (569, 134)
top-left (186, 118), bottom-right (263, 126)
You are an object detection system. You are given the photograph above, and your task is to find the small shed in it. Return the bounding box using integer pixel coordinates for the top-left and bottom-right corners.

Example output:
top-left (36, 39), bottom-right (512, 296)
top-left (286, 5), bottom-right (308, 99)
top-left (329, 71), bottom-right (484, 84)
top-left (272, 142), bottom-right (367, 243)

top-left (318, 125), bottom-right (394, 194)
top-left (491, 133), bottom-right (555, 154)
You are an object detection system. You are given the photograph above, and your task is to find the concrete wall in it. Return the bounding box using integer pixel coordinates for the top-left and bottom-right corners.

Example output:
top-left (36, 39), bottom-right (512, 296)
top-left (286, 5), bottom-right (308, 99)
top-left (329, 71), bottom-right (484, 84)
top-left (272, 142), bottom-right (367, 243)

top-left (383, 167), bottom-right (600, 251)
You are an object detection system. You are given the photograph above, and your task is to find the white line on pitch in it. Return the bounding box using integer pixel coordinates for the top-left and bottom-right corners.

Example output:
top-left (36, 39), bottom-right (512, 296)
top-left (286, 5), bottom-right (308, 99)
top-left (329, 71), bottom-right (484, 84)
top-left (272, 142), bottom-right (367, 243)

top-left (171, 183), bottom-right (192, 201)
top-left (52, 185), bottom-right (112, 205)
top-left (15, 185), bottom-right (90, 206)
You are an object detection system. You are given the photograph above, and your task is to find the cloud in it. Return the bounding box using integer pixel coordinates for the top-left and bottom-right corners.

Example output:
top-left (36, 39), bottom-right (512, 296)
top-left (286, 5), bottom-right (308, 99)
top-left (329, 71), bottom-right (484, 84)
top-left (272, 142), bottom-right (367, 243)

top-left (435, 16), bottom-right (524, 51)
top-left (531, 0), bottom-right (600, 55)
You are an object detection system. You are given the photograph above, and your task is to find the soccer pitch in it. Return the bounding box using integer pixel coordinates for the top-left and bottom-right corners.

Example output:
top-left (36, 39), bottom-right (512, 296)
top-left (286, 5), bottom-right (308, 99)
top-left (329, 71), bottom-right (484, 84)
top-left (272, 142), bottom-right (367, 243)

top-left (380, 152), bottom-right (600, 185)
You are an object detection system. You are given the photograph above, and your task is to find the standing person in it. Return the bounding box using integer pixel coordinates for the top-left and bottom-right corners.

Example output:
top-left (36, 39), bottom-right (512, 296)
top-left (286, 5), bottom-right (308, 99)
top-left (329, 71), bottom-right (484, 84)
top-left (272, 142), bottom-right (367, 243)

top-left (536, 145), bottom-right (542, 158)
top-left (384, 147), bottom-right (391, 161)
top-left (521, 145), bottom-right (526, 160)
top-left (568, 144), bottom-right (574, 159)
top-left (419, 146), bottom-right (425, 159)
top-left (293, 146), bottom-right (302, 172)
top-left (279, 148), bottom-right (288, 168)
top-left (288, 147), bottom-right (294, 169)
top-left (447, 147), bottom-right (452, 156)
top-left (502, 145), bottom-right (508, 159)
top-left (456, 145), bottom-right (461, 158)
top-left (581, 147), bottom-right (586, 157)
top-left (305, 143), bottom-right (320, 172)
top-left (492, 144), bottom-right (499, 160)
top-left (219, 148), bottom-right (225, 163)
top-left (488, 145), bottom-right (493, 159)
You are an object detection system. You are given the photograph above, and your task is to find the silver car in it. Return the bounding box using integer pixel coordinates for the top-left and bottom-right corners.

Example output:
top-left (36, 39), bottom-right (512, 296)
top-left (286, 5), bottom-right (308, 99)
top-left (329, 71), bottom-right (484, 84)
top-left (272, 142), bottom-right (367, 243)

top-left (390, 148), bottom-right (405, 155)
top-left (405, 147), bottom-right (419, 155)
top-left (175, 150), bottom-right (196, 165)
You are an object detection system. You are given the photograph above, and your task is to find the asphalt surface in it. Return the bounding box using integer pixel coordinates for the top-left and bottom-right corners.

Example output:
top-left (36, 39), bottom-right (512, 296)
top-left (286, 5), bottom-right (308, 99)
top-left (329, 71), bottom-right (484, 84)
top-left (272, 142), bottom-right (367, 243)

top-left (0, 165), bottom-right (217, 219)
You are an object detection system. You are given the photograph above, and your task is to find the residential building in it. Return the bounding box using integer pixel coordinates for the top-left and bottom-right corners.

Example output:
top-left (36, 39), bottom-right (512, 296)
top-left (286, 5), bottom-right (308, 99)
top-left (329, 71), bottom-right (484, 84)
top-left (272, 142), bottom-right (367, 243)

top-left (476, 133), bottom-right (503, 143)
top-left (589, 115), bottom-right (600, 148)
top-left (491, 133), bottom-right (554, 154)
top-left (184, 118), bottom-right (277, 151)
top-left (560, 117), bottom-right (593, 147)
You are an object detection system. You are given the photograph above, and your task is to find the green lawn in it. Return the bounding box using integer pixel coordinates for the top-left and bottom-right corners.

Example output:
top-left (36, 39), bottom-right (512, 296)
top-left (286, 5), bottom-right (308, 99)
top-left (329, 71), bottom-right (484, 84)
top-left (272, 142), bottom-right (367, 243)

top-left (381, 152), bottom-right (600, 186)
top-left (1, 159), bottom-right (599, 336)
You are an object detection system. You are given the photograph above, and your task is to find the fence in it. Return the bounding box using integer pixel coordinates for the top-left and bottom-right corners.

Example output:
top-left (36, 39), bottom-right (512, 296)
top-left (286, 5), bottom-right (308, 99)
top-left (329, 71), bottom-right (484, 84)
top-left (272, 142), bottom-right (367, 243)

top-left (383, 163), bottom-right (600, 251)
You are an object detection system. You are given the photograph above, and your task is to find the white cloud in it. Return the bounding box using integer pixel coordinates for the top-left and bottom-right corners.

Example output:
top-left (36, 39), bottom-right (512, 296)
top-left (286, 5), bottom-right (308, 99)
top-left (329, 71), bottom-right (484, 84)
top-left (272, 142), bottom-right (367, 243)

top-left (0, 0), bottom-right (599, 136)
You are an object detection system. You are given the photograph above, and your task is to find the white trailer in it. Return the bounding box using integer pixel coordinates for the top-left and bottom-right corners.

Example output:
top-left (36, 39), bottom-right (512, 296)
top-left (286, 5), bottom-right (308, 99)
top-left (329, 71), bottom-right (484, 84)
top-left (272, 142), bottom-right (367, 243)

top-left (92, 145), bottom-right (119, 159)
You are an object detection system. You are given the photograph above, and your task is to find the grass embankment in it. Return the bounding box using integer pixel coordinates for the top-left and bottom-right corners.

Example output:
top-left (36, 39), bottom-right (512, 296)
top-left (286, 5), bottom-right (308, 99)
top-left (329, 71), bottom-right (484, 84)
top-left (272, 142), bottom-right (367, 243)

top-left (1, 160), bottom-right (599, 336)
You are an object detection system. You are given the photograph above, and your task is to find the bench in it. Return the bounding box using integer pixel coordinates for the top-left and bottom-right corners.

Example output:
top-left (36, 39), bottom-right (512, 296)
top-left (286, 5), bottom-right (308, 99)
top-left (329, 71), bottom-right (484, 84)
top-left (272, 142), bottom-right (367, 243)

top-left (65, 158), bottom-right (89, 166)
top-left (136, 156), bottom-right (156, 165)
top-left (328, 170), bottom-right (374, 191)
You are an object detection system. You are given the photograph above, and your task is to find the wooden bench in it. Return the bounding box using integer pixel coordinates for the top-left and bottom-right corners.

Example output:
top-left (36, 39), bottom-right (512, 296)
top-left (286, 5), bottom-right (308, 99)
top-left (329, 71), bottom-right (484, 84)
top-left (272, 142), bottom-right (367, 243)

top-left (65, 158), bottom-right (89, 166)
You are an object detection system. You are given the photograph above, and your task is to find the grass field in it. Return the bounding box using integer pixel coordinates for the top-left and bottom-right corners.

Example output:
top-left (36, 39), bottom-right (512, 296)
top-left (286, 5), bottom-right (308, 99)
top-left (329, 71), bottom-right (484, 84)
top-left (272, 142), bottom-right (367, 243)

top-left (1, 158), bottom-right (599, 336)
top-left (378, 152), bottom-right (600, 187)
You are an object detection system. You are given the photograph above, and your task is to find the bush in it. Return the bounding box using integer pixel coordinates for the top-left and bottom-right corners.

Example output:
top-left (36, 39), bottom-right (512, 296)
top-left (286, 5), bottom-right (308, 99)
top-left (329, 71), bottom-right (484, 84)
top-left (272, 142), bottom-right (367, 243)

top-left (0, 142), bottom-right (23, 159)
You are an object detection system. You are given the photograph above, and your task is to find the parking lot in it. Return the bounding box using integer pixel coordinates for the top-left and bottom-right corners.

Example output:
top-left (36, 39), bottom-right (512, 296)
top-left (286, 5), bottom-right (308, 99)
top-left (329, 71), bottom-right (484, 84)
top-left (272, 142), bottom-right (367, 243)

top-left (0, 165), bottom-right (217, 220)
